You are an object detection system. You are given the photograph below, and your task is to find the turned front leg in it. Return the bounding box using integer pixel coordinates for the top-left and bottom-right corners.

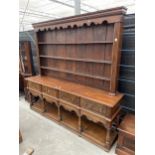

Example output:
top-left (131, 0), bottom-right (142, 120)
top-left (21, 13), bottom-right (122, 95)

top-left (43, 99), bottom-right (46, 112)
top-left (106, 128), bottom-right (111, 145)
top-left (24, 87), bottom-right (27, 100)
top-left (58, 106), bottom-right (62, 121)
top-left (29, 93), bottom-right (33, 107)
top-left (78, 115), bottom-right (82, 134)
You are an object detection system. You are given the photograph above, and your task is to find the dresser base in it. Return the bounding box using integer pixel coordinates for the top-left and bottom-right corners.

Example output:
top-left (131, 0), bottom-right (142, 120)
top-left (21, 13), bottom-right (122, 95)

top-left (27, 76), bottom-right (124, 151)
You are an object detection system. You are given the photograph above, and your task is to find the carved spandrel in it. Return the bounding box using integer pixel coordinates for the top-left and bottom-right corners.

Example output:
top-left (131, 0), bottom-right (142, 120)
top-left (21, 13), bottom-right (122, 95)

top-left (60, 104), bottom-right (80, 116)
top-left (81, 111), bottom-right (108, 126)
top-left (43, 95), bottom-right (58, 106)
top-left (29, 89), bottom-right (42, 98)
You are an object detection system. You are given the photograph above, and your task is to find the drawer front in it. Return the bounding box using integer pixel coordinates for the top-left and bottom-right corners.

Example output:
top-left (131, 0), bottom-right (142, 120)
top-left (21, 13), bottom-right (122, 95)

top-left (81, 99), bottom-right (110, 117)
top-left (59, 91), bottom-right (79, 106)
top-left (42, 86), bottom-right (57, 97)
top-left (28, 81), bottom-right (41, 91)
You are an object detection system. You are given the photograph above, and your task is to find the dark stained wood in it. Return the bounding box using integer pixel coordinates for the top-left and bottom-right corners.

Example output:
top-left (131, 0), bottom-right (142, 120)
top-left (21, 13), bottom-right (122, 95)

top-left (116, 114), bottom-right (135, 155)
top-left (110, 22), bottom-right (123, 94)
top-left (26, 7), bottom-right (126, 151)
top-left (39, 55), bottom-right (112, 64)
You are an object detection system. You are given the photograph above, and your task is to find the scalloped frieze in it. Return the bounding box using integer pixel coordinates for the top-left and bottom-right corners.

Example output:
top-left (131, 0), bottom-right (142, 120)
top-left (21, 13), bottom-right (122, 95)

top-left (60, 104), bottom-right (80, 116)
top-left (35, 18), bottom-right (110, 32)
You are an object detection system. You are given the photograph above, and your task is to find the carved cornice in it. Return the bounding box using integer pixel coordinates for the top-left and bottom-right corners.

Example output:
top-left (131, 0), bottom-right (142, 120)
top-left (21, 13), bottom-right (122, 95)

top-left (33, 6), bottom-right (127, 32)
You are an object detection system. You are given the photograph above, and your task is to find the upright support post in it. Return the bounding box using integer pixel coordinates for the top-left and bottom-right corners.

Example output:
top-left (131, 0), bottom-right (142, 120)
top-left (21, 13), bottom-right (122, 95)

top-left (43, 99), bottom-right (46, 112)
top-left (58, 105), bottom-right (61, 121)
top-left (78, 114), bottom-right (82, 136)
top-left (29, 93), bottom-right (33, 107)
top-left (110, 22), bottom-right (123, 95)
top-left (106, 128), bottom-right (111, 145)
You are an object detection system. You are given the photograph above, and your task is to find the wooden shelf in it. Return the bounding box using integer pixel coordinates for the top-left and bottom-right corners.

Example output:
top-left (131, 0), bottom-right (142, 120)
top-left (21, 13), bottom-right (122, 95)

top-left (61, 108), bottom-right (79, 131)
top-left (31, 99), bottom-right (44, 113)
top-left (81, 116), bottom-right (117, 146)
top-left (38, 41), bottom-right (113, 45)
top-left (44, 102), bottom-right (59, 120)
top-left (40, 66), bottom-right (110, 81)
top-left (40, 55), bottom-right (112, 64)
top-left (81, 117), bottom-right (107, 144)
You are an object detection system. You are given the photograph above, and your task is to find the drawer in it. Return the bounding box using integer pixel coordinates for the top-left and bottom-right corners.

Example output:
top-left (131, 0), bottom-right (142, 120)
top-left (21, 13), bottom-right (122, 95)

top-left (28, 81), bottom-right (41, 91)
top-left (42, 86), bottom-right (57, 97)
top-left (59, 91), bottom-right (79, 106)
top-left (81, 99), bottom-right (110, 117)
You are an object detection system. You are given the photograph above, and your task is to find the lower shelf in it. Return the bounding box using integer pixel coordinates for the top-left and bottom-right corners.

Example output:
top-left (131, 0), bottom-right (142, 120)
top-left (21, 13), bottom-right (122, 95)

top-left (44, 101), bottom-right (59, 120)
top-left (81, 116), bottom-right (117, 150)
top-left (29, 100), bottom-right (118, 151)
top-left (60, 107), bottom-right (79, 132)
top-left (31, 97), bottom-right (44, 113)
top-left (81, 116), bottom-right (107, 144)
top-left (115, 147), bottom-right (134, 155)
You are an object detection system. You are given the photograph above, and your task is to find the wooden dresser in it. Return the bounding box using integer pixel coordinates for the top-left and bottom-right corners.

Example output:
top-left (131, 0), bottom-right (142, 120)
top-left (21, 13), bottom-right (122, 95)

top-left (26, 7), bottom-right (127, 151)
top-left (115, 114), bottom-right (135, 155)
